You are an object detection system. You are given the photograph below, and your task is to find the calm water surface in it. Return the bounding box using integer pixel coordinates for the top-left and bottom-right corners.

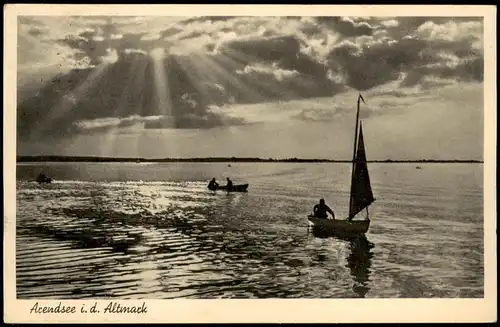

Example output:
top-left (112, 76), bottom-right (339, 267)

top-left (16, 162), bottom-right (484, 298)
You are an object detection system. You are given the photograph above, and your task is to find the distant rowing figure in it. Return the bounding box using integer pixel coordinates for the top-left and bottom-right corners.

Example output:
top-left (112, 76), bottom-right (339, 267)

top-left (207, 177), bottom-right (249, 192)
top-left (308, 94), bottom-right (376, 237)
top-left (36, 172), bottom-right (52, 184)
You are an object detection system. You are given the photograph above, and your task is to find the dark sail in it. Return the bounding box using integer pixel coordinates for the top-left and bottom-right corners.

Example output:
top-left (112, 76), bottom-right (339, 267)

top-left (348, 122), bottom-right (375, 219)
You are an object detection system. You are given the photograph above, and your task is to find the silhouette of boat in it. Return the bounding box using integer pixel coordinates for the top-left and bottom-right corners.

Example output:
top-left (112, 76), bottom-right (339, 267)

top-left (308, 94), bottom-right (376, 237)
top-left (36, 173), bottom-right (52, 184)
top-left (208, 183), bottom-right (249, 192)
top-left (308, 218), bottom-right (370, 237)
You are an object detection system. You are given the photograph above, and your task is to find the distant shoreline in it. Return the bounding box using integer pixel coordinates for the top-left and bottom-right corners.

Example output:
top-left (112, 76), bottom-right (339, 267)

top-left (16, 156), bottom-right (484, 164)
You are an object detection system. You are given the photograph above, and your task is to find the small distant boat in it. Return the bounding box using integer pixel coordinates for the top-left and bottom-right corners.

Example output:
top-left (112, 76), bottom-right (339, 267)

top-left (208, 183), bottom-right (249, 192)
top-left (36, 174), bottom-right (52, 184)
top-left (416, 166), bottom-right (422, 170)
top-left (308, 94), bottom-right (376, 237)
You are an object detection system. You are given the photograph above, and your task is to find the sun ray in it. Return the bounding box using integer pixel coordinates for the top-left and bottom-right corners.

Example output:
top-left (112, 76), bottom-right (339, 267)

top-left (28, 60), bottom-right (115, 141)
top-left (210, 48), bottom-right (298, 101)
top-left (187, 51), bottom-right (267, 103)
top-left (114, 56), bottom-right (152, 158)
top-left (96, 57), bottom-right (148, 157)
top-left (216, 48), bottom-right (299, 100)
top-left (150, 48), bottom-right (172, 121)
top-left (144, 47), bottom-right (182, 157)
top-left (169, 55), bottom-right (218, 106)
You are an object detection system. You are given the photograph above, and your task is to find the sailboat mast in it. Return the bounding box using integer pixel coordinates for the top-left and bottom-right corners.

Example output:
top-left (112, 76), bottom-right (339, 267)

top-left (352, 94), bottom-right (364, 163)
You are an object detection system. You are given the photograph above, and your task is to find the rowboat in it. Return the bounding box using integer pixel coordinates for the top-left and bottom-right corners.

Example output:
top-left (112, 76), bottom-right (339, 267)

top-left (36, 174), bottom-right (52, 184)
top-left (208, 183), bottom-right (249, 192)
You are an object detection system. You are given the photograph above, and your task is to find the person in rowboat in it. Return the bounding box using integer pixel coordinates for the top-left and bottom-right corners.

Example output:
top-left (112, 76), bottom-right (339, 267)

top-left (313, 199), bottom-right (335, 219)
top-left (208, 178), bottom-right (219, 191)
top-left (225, 177), bottom-right (233, 192)
top-left (36, 172), bottom-right (50, 184)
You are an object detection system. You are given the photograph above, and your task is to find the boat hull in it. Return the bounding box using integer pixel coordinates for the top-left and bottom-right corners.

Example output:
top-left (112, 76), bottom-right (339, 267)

top-left (208, 184), bottom-right (249, 192)
top-left (308, 216), bottom-right (370, 236)
top-left (37, 177), bottom-right (52, 184)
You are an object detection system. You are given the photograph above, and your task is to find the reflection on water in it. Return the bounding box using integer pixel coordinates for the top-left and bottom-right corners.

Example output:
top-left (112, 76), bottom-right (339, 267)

top-left (346, 236), bottom-right (374, 298)
top-left (310, 226), bottom-right (374, 298)
top-left (16, 163), bottom-right (484, 298)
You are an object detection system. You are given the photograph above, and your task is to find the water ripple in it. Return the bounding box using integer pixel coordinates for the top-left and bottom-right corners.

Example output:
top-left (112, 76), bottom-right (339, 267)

top-left (16, 163), bottom-right (484, 299)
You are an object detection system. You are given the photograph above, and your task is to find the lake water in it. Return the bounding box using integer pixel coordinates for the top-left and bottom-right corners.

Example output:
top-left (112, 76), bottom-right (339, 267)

top-left (15, 162), bottom-right (484, 298)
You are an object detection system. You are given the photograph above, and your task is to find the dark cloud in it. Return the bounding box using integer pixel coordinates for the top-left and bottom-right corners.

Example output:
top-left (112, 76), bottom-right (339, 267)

top-left (293, 104), bottom-right (380, 122)
top-left (178, 31), bottom-right (205, 41)
top-left (401, 57), bottom-right (483, 88)
top-left (219, 27), bottom-right (233, 34)
top-left (71, 111), bottom-right (247, 134)
top-left (327, 17), bottom-right (482, 91)
top-left (27, 27), bottom-right (48, 37)
top-left (316, 17), bottom-right (373, 37)
top-left (369, 88), bottom-right (426, 98)
top-left (293, 108), bottom-right (339, 122)
top-left (234, 64), bottom-right (300, 101)
top-left (180, 16), bottom-right (234, 25)
top-left (381, 17), bottom-right (429, 39)
top-left (220, 35), bottom-right (301, 63)
top-left (144, 112), bottom-right (247, 130)
top-left (205, 43), bottom-right (216, 52)
top-left (277, 53), bottom-right (345, 98)
top-left (72, 115), bottom-right (161, 134)
top-left (160, 26), bottom-right (183, 39)
top-left (216, 35), bottom-right (345, 101)
top-left (57, 27), bottom-right (174, 66)
top-left (117, 33), bottom-right (150, 51)
top-left (327, 37), bottom-right (428, 90)
top-left (17, 54), bottom-right (251, 141)
top-left (17, 16), bottom-right (484, 141)
top-left (59, 35), bottom-right (107, 66)
top-left (299, 21), bottom-right (323, 37)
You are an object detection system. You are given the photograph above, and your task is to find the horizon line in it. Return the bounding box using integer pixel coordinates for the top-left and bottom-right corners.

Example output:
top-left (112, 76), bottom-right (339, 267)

top-left (16, 155), bottom-right (484, 163)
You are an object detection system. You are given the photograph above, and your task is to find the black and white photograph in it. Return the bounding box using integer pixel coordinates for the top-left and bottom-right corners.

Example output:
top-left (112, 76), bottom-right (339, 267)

top-left (4, 4), bottom-right (496, 324)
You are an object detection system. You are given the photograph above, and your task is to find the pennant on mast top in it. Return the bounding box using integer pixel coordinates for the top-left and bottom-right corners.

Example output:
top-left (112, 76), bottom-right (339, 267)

top-left (358, 93), bottom-right (366, 104)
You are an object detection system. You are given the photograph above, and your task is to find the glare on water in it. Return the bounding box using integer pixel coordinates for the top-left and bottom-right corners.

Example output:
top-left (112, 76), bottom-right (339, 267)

top-left (16, 162), bottom-right (483, 299)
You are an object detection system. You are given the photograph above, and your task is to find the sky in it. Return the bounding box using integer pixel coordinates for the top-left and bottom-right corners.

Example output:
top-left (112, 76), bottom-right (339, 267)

top-left (16, 15), bottom-right (485, 160)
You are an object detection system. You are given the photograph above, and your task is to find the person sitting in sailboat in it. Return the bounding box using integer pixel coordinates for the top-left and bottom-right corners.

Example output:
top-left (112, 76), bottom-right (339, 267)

top-left (313, 199), bottom-right (335, 219)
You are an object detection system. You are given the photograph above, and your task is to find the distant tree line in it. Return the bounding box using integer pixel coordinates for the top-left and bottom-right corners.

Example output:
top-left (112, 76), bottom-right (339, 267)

top-left (16, 156), bottom-right (483, 164)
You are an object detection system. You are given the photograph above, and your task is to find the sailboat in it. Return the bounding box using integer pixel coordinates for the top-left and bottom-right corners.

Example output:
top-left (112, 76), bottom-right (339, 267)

top-left (308, 94), bottom-right (376, 237)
